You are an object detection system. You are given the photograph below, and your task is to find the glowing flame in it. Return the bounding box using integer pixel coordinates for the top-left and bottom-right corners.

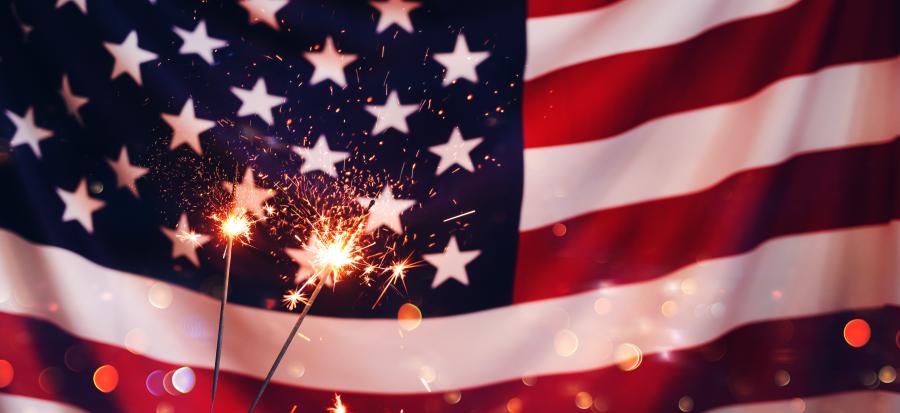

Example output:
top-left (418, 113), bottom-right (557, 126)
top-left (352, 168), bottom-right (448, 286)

top-left (327, 394), bottom-right (348, 413)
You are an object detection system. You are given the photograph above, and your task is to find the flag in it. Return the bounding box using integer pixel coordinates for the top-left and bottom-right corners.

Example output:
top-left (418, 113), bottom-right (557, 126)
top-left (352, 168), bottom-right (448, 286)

top-left (0, 0), bottom-right (898, 412)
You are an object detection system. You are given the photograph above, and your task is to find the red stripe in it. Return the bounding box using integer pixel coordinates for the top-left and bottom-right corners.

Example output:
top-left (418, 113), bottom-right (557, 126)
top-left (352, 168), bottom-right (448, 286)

top-left (1, 307), bottom-right (897, 412)
top-left (514, 138), bottom-right (900, 303)
top-left (523, 0), bottom-right (900, 148)
top-left (528, 0), bottom-right (623, 18)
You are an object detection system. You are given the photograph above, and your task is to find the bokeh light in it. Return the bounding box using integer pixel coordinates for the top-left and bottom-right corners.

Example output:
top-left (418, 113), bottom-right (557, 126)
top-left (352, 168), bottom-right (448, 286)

top-left (125, 328), bottom-right (148, 355)
top-left (678, 396), bottom-right (694, 412)
top-left (593, 297), bottom-right (611, 315)
top-left (506, 397), bottom-right (523, 413)
top-left (0, 360), bottom-right (13, 388)
top-left (554, 329), bottom-right (579, 357)
top-left (443, 390), bottom-right (462, 405)
top-left (419, 365), bottom-right (437, 384)
top-left (879, 366), bottom-right (896, 384)
top-left (661, 300), bottom-right (679, 318)
top-left (93, 364), bottom-right (119, 393)
top-left (288, 363), bottom-right (306, 378)
top-left (64, 345), bottom-right (89, 372)
top-left (774, 369), bottom-right (791, 387)
top-left (861, 370), bottom-right (878, 387)
top-left (575, 392), bottom-right (593, 409)
top-left (551, 223), bottom-right (567, 237)
top-left (680, 278), bottom-right (697, 295)
top-left (789, 398), bottom-right (806, 412)
top-left (397, 303), bottom-right (422, 331)
top-left (172, 367), bottom-right (196, 394)
top-left (843, 319), bottom-right (870, 348)
top-left (148, 282), bottom-right (173, 309)
top-left (38, 367), bottom-right (63, 394)
top-left (614, 343), bottom-right (643, 371)
top-left (162, 370), bottom-right (179, 395)
top-left (146, 370), bottom-right (166, 396)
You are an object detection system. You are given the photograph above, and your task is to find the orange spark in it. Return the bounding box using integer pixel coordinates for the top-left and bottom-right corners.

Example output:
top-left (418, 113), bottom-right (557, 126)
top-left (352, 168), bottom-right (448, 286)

top-left (327, 394), bottom-right (348, 413)
top-left (373, 257), bottom-right (419, 308)
top-left (281, 288), bottom-right (307, 311)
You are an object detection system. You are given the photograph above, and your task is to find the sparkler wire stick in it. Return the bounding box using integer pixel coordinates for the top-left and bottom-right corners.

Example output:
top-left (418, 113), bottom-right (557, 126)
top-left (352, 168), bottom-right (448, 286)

top-left (209, 236), bottom-right (232, 413)
top-left (247, 277), bottom-right (328, 413)
top-left (210, 169), bottom-right (239, 413)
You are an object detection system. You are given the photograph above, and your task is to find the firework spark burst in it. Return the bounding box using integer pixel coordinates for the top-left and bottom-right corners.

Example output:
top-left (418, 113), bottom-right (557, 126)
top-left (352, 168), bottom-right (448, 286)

top-left (214, 206), bottom-right (255, 244)
top-left (281, 288), bottom-right (307, 311)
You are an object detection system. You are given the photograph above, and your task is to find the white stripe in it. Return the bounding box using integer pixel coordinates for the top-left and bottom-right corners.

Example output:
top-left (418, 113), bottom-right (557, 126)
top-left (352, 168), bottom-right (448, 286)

top-left (0, 221), bottom-right (897, 393)
top-left (707, 391), bottom-right (900, 413)
top-left (521, 57), bottom-right (900, 230)
top-left (525, 0), bottom-right (798, 80)
top-left (0, 394), bottom-right (88, 413)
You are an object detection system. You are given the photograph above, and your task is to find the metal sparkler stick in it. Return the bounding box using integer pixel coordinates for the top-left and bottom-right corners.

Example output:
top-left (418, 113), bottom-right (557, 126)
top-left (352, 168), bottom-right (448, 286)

top-left (247, 199), bottom-right (376, 413)
top-left (210, 168), bottom-right (240, 413)
top-left (247, 275), bottom-right (328, 413)
top-left (209, 236), bottom-right (232, 413)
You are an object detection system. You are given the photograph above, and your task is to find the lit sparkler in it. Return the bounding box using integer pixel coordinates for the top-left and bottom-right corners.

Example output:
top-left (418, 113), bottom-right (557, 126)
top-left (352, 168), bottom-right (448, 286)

top-left (247, 201), bottom-right (374, 413)
top-left (210, 182), bottom-right (255, 413)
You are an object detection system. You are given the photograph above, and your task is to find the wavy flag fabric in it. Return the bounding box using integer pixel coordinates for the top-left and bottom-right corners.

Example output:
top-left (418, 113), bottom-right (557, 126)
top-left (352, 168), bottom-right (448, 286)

top-left (0, 0), bottom-right (898, 412)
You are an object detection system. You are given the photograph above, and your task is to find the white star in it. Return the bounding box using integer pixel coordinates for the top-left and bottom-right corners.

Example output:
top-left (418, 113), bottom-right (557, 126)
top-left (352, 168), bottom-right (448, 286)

top-left (423, 236), bottom-right (480, 288)
top-left (304, 37), bottom-right (357, 88)
top-left (56, 0), bottom-right (87, 14)
top-left (357, 185), bottom-right (415, 234)
top-left (106, 147), bottom-right (149, 198)
top-left (429, 127), bottom-right (483, 175)
top-left (240, 0), bottom-right (289, 30)
top-left (173, 20), bottom-right (227, 65)
top-left (222, 168), bottom-right (274, 217)
top-left (6, 108), bottom-right (53, 159)
top-left (292, 135), bottom-right (349, 177)
top-left (284, 238), bottom-right (334, 287)
top-left (365, 91), bottom-right (418, 136)
top-left (161, 213), bottom-right (210, 267)
top-left (60, 75), bottom-right (89, 125)
top-left (161, 98), bottom-right (216, 155)
top-left (56, 179), bottom-right (105, 233)
top-left (370, 0), bottom-right (420, 33)
top-left (433, 33), bottom-right (490, 86)
top-left (104, 31), bottom-right (158, 86)
top-left (231, 78), bottom-right (286, 126)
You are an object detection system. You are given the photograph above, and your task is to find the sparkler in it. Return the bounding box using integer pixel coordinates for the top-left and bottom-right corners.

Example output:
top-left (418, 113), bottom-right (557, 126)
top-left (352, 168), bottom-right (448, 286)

top-left (247, 201), bottom-right (374, 413)
top-left (209, 179), bottom-right (253, 413)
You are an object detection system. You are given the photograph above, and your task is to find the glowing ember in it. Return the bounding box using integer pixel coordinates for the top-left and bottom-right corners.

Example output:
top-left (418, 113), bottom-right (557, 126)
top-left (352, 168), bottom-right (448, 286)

top-left (327, 394), bottom-right (348, 413)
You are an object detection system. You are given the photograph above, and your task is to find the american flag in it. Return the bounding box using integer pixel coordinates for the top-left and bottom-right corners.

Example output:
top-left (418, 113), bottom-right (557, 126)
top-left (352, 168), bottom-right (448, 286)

top-left (0, 0), bottom-right (898, 412)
